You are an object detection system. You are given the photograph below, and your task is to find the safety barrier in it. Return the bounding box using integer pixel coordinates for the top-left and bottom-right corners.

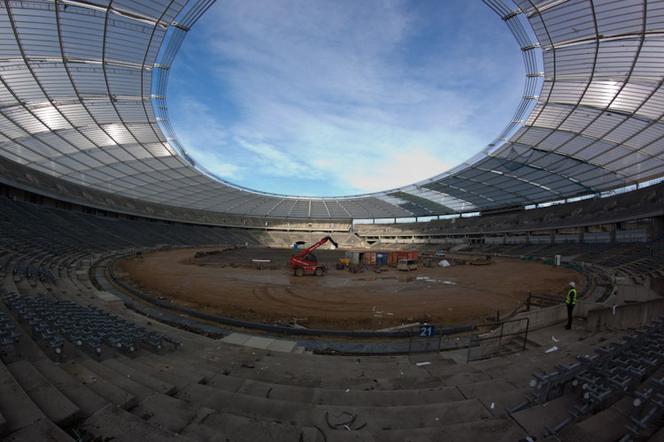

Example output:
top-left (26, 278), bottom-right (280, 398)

top-left (466, 317), bottom-right (530, 362)
top-left (403, 318), bottom-right (530, 362)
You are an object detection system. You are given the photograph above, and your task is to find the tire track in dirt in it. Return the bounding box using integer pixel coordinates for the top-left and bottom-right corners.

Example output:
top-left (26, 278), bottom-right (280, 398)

top-left (265, 287), bottom-right (367, 314)
top-left (118, 247), bottom-right (583, 329)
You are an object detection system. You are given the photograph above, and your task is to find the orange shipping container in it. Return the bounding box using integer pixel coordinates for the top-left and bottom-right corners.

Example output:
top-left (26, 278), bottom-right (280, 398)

top-left (407, 251), bottom-right (418, 261)
top-left (362, 252), bottom-right (376, 265)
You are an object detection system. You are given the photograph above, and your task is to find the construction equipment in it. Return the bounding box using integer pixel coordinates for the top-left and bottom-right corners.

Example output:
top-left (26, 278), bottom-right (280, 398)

top-left (336, 257), bottom-right (350, 270)
top-left (397, 259), bottom-right (418, 271)
top-left (289, 236), bottom-right (338, 276)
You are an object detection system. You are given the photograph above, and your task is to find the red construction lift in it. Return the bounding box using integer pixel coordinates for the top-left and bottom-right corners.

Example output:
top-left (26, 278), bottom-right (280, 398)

top-left (288, 236), bottom-right (338, 276)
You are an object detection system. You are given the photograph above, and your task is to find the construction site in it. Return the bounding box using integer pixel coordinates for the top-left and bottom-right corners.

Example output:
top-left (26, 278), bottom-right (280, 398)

top-left (115, 244), bottom-right (583, 330)
top-left (2, 1), bottom-right (664, 440)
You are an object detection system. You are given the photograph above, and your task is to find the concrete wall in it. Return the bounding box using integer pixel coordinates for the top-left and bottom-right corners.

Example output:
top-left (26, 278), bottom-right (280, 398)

top-left (505, 236), bottom-right (527, 244)
top-left (555, 234), bottom-right (578, 243)
top-left (653, 215), bottom-right (664, 240)
top-left (586, 299), bottom-right (664, 331)
top-left (612, 282), bottom-right (661, 304)
top-left (502, 304), bottom-right (568, 334)
top-left (616, 229), bottom-right (649, 242)
top-left (584, 232), bottom-right (611, 243)
top-left (651, 278), bottom-right (664, 297)
top-left (492, 297), bottom-right (663, 334)
top-left (528, 235), bottom-right (552, 244)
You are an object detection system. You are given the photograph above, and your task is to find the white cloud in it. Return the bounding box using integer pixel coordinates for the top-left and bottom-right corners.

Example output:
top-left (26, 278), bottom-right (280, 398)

top-left (169, 0), bottom-right (524, 195)
top-left (341, 148), bottom-right (453, 193)
top-left (235, 138), bottom-right (314, 178)
top-left (170, 97), bottom-right (242, 179)
top-left (170, 97), bottom-right (228, 149)
top-left (201, 157), bottom-right (241, 179)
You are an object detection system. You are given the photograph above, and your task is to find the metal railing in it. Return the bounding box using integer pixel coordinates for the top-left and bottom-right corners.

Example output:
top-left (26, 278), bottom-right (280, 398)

top-left (526, 293), bottom-right (561, 310)
top-left (466, 317), bottom-right (530, 362)
top-left (404, 318), bottom-right (530, 363)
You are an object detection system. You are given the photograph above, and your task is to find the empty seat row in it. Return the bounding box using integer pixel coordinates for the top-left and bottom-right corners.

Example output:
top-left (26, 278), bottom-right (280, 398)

top-left (3, 293), bottom-right (179, 359)
top-left (515, 317), bottom-right (664, 439)
top-left (0, 309), bottom-right (19, 355)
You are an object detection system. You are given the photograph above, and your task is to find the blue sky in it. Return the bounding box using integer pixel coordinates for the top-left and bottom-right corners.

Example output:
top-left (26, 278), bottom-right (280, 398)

top-left (168, 0), bottom-right (524, 196)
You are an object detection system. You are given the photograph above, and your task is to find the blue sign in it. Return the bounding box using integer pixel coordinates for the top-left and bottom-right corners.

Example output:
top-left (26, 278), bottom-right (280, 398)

top-left (419, 325), bottom-right (436, 337)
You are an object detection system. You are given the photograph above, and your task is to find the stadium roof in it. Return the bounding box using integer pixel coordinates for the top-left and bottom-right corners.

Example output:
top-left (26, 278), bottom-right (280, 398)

top-left (1, 0), bottom-right (663, 220)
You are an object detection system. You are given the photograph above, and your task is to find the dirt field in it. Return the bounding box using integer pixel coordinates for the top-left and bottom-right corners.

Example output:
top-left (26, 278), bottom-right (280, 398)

top-left (115, 247), bottom-right (583, 330)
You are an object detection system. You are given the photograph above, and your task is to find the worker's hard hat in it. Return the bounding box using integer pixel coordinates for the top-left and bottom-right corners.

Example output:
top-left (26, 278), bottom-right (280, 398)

top-left (569, 281), bottom-right (576, 288)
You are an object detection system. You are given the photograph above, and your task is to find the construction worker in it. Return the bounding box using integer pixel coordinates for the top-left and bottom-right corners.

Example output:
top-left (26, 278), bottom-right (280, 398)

top-left (565, 281), bottom-right (577, 330)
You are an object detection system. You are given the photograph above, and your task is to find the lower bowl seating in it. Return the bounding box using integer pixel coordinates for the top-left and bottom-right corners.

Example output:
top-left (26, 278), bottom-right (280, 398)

top-left (0, 195), bottom-right (663, 441)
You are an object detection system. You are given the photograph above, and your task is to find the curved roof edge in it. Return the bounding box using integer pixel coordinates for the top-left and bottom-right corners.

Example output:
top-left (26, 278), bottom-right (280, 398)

top-left (0, 155), bottom-right (351, 226)
top-left (1, 0), bottom-right (663, 219)
top-left (153, 0), bottom-right (542, 204)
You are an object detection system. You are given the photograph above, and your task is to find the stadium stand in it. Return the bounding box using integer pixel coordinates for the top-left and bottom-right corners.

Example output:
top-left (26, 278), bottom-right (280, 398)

top-left (463, 241), bottom-right (664, 281)
top-left (1, 0), bottom-right (664, 439)
top-left (0, 186), bottom-right (662, 441)
top-left (356, 181), bottom-right (664, 242)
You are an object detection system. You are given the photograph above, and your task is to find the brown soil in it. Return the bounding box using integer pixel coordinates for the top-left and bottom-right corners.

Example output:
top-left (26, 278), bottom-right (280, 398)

top-left (115, 247), bottom-right (583, 330)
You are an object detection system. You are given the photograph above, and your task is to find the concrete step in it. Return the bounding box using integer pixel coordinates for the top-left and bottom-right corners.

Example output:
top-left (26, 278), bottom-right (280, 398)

top-left (135, 353), bottom-right (216, 385)
top-left (182, 409), bottom-right (294, 442)
top-left (102, 357), bottom-right (176, 395)
top-left (325, 417), bottom-right (525, 442)
top-left (454, 377), bottom-right (529, 416)
top-left (220, 333), bottom-right (298, 353)
top-left (314, 384), bottom-right (465, 407)
top-left (133, 393), bottom-right (212, 433)
top-left (456, 378), bottom-right (517, 399)
top-left (470, 332), bottom-right (612, 373)
top-left (317, 399), bottom-right (492, 432)
top-left (77, 357), bottom-right (155, 401)
top-left (557, 394), bottom-right (636, 442)
top-left (511, 394), bottom-right (577, 440)
top-left (114, 354), bottom-right (206, 390)
top-left (179, 382), bottom-right (304, 423)
top-left (438, 370), bottom-right (492, 387)
top-left (179, 382), bottom-right (491, 431)
top-left (6, 359), bottom-right (80, 427)
top-left (0, 410), bottom-right (7, 437)
top-left (79, 404), bottom-right (197, 442)
top-left (199, 346), bottom-right (404, 371)
top-left (649, 425), bottom-right (664, 442)
top-left (1, 419), bottom-right (74, 442)
top-left (0, 359), bottom-right (47, 433)
top-left (221, 376), bottom-right (465, 407)
top-left (198, 351), bottom-right (445, 391)
top-left (493, 364), bottom-right (546, 388)
top-left (31, 358), bottom-right (109, 419)
top-left (477, 387), bottom-right (530, 416)
top-left (204, 371), bottom-right (246, 392)
top-left (61, 361), bottom-right (137, 410)
top-left (182, 412), bottom-right (525, 442)
top-left (559, 406), bottom-right (629, 442)
top-left (197, 349), bottom-right (442, 384)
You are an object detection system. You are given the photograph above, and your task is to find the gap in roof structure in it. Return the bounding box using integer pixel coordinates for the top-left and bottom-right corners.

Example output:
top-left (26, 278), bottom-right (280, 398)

top-left (167, 0), bottom-right (524, 197)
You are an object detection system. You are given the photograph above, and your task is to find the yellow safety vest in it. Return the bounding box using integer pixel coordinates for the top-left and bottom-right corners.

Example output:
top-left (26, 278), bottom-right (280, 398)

top-left (566, 288), bottom-right (577, 305)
